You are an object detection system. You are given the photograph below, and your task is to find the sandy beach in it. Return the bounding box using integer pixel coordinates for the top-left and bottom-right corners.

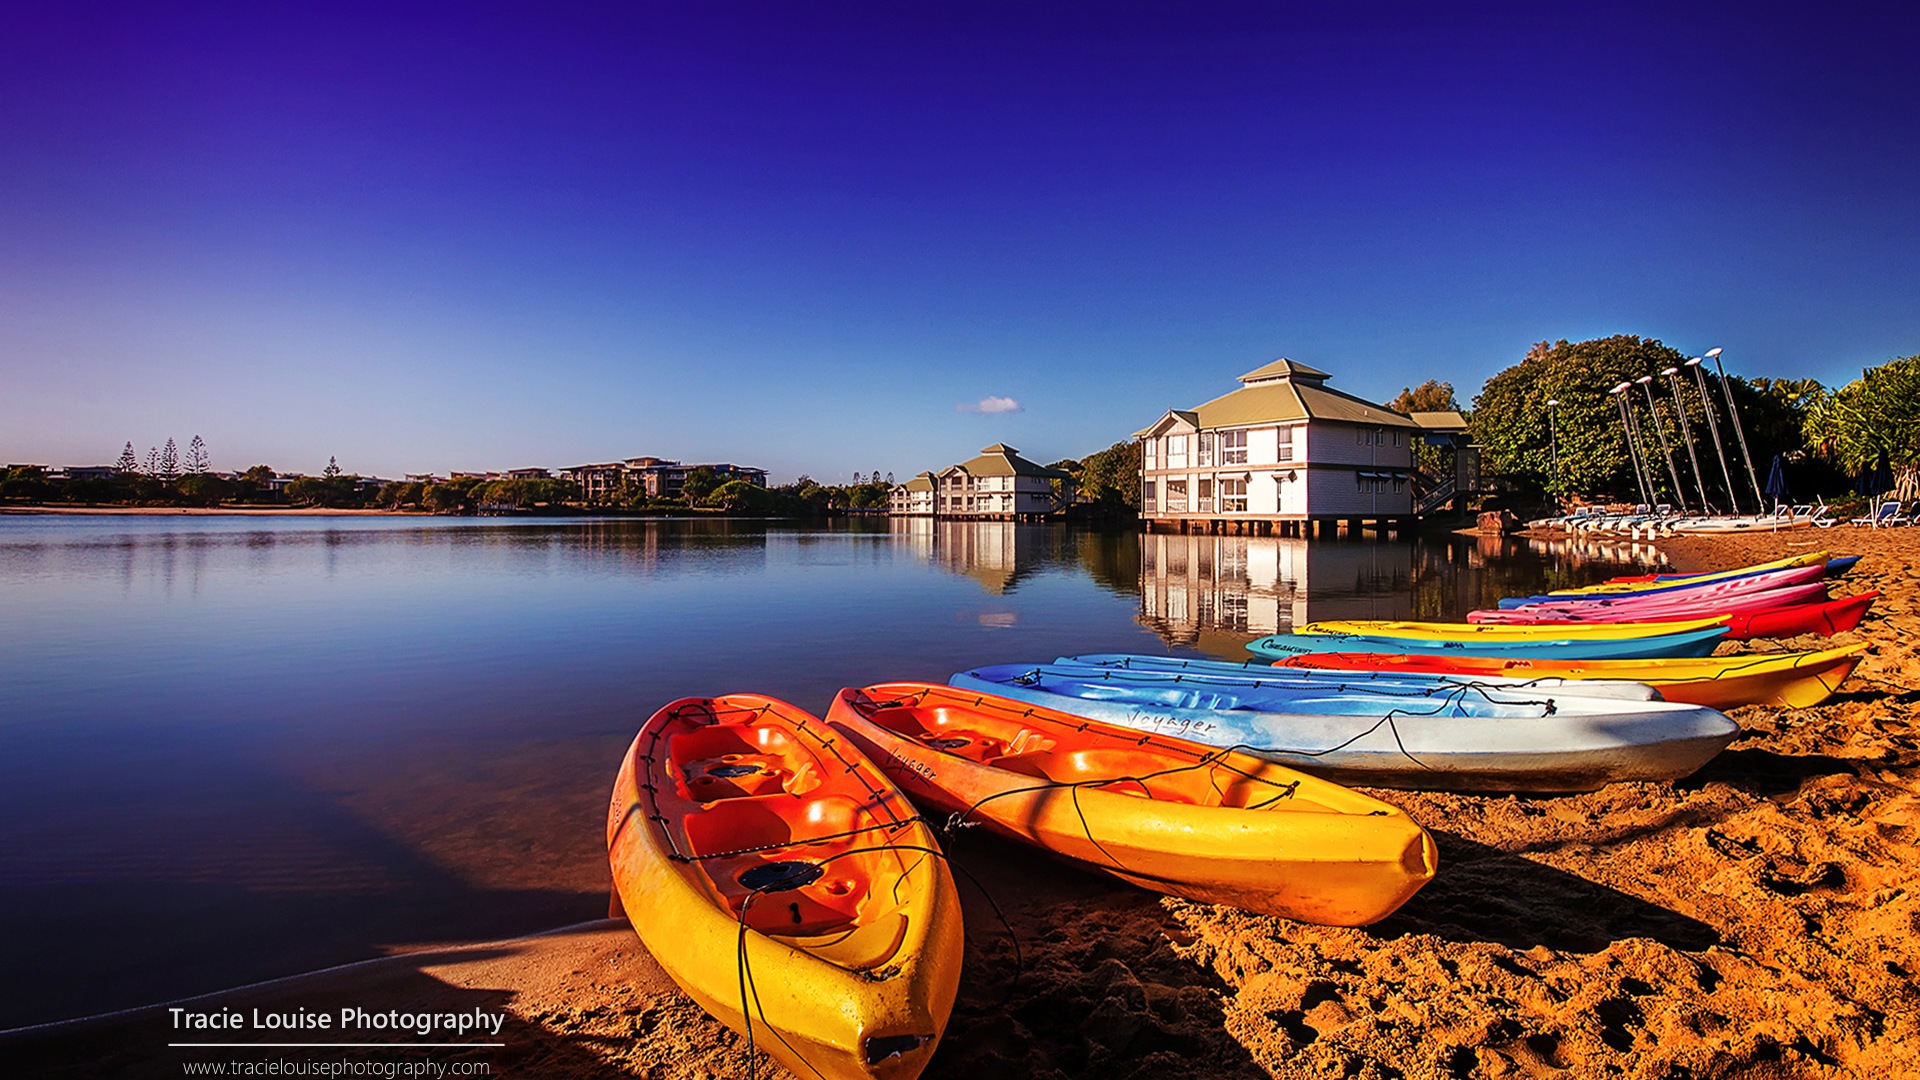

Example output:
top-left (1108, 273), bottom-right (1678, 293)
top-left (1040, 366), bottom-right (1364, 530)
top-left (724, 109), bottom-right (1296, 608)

top-left (8, 526), bottom-right (1918, 1079)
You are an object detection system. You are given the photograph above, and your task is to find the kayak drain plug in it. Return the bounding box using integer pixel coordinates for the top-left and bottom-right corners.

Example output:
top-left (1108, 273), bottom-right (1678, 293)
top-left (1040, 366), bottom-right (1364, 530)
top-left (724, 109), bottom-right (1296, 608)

top-left (738, 860), bottom-right (824, 893)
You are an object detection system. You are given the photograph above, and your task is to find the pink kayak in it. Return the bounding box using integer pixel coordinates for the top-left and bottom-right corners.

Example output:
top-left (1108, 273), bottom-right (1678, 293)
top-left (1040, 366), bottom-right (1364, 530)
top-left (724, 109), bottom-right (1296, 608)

top-left (1470, 592), bottom-right (1877, 641)
top-left (1471, 580), bottom-right (1831, 624)
top-left (1490, 563), bottom-right (1828, 616)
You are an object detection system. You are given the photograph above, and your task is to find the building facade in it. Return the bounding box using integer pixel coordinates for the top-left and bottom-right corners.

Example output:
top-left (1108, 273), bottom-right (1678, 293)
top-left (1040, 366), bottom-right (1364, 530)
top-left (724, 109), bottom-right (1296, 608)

top-left (888, 444), bottom-right (1071, 519)
top-left (1137, 359), bottom-right (1419, 535)
top-left (557, 457), bottom-right (768, 504)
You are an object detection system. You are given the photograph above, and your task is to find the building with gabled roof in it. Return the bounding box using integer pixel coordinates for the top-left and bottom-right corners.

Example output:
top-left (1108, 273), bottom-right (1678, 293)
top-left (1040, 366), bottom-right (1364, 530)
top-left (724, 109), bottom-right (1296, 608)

top-left (1137, 359), bottom-right (1420, 535)
top-left (889, 445), bottom-right (1072, 519)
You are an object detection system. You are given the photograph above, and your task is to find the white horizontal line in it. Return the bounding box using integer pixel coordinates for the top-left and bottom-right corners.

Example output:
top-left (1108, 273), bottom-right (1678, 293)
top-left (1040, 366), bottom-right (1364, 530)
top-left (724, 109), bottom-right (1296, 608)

top-left (169, 1043), bottom-right (505, 1048)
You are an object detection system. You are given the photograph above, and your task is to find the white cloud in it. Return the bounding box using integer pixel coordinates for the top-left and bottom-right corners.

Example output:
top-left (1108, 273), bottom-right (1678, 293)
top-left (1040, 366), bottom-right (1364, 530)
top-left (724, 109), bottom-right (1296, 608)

top-left (958, 395), bottom-right (1023, 414)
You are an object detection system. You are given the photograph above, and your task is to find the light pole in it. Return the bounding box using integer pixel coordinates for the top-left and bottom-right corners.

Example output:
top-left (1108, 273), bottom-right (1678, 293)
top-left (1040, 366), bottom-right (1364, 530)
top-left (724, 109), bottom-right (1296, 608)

top-left (1686, 355), bottom-right (1741, 514)
top-left (1546, 398), bottom-right (1561, 508)
top-left (1636, 374), bottom-right (1686, 510)
top-left (1611, 382), bottom-right (1654, 507)
top-left (1662, 366), bottom-right (1714, 513)
top-left (1707, 346), bottom-right (1767, 512)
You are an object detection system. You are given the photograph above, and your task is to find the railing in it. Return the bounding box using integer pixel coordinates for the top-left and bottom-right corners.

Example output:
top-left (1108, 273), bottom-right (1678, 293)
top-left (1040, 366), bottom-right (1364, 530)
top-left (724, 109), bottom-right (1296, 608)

top-left (1413, 478), bottom-right (1457, 516)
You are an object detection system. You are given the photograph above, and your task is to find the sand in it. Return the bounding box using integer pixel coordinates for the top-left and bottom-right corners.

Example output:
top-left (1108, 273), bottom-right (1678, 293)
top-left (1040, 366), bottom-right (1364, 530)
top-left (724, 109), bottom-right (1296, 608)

top-left (8, 528), bottom-right (1918, 1079)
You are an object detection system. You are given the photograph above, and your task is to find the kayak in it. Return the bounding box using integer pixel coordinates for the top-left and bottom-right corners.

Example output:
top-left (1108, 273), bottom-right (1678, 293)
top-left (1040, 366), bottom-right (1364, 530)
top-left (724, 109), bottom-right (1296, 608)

top-left (1473, 591), bottom-right (1878, 640)
top-left (825, 683), bottom-right (1437, 925)
top-left (1275, 644), bottom-right (1869, 710)
top-left (950, 662), bottom-right (1740, 792)
top-left (1055, 652), bottom-right (1664, 701)
top-left (1298, 615), bottom-right (1731, 640)
top-left (1248, 626), bottom-right (1729, 661)
top-left (1530, 551), bottom-right (1829, 599)
top-left (1474, 581), bottom-right (1830, 622)
top-left (1497, 563), bottom-right (1830, 609)
top-left (1604, 554), bottom-right (1860, 584)
top-left (607, 695), bottom-right (963, 1080)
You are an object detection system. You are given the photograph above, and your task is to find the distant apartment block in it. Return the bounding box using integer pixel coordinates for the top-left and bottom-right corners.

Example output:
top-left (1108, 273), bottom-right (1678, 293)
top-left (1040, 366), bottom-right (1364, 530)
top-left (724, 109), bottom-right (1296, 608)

top-left (1137, 359), bottom-right (1420, 536)
top-left (888, 444), bottom-right (1072, 520)
top-left (558, 457), bottom-right (768, 503)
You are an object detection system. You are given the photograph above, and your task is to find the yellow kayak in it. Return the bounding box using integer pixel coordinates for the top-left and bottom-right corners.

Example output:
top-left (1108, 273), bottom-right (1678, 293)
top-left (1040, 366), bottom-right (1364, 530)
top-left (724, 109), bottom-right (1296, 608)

top-left (1298, 616), bottom-right (1730, 641)
top-left (607, 695), bottom-right (963, 1080)
top-left (1280, 643), bottom-right (1868, 709)
top-left (1544, 551), bottom-right (1829, 597)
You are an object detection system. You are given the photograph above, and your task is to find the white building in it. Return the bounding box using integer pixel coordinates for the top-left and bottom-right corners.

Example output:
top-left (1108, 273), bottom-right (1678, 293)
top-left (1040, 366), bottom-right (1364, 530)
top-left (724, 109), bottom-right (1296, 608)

top-left (1137, 359), bottom-right (1419, 535)
top-left (889, 445), bottom-right (1071, 519)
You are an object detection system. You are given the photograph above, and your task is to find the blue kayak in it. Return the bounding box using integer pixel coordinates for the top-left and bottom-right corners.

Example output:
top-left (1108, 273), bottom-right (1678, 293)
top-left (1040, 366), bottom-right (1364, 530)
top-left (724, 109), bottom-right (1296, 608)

top-left (949, 662), bottom-right (1739, 792)
top-left (1246, 626), bottom-right (1727, 661)
top-left (1055, 653), bottom-right (1661, 701)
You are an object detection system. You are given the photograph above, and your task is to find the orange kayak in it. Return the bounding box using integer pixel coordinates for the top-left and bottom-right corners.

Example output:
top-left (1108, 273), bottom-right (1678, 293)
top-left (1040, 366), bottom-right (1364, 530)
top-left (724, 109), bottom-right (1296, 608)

top-left (825, 683), bottom-right (1436, 926)
top-left (607, 695), bottom-right (963, 1080)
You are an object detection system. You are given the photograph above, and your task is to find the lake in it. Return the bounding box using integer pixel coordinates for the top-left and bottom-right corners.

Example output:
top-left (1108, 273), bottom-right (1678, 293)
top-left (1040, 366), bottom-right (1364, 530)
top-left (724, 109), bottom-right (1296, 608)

top-left (0, 514), bottom-right (1656, 1028)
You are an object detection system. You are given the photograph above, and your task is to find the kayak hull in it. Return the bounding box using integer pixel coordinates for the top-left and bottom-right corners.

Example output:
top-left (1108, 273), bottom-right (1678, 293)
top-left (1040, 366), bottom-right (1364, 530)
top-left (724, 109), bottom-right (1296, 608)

top-left (826, 684), bottom-right (1437, 925)
top-left (1248, 627), bottom-right (1729, 661)
top-left (950, 664), bottom-right (1740, 793)
top-left (607, 696), bottom-right (963, 1080)
top-left (1275, 645), bottom-right (1869, 710)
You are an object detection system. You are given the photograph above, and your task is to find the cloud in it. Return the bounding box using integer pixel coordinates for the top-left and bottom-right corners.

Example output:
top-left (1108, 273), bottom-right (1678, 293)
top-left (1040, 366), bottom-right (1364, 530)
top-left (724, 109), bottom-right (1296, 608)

top-left (958, 395), bottom-right (1023, 414)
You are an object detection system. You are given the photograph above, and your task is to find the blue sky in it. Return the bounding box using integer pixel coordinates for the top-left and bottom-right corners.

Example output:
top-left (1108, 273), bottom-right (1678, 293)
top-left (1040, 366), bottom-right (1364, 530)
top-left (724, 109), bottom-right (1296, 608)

top-left (3, 2), bottom-right (1916, 482)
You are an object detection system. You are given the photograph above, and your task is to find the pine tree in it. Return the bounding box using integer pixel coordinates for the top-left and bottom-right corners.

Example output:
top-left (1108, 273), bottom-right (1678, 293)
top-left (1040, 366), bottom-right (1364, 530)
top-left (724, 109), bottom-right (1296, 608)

top-left (187, 435), bottom-right (211, 474)
top-left (160, 439), bottom-right (181, 481)
top-left (324, 456), bottom-right (342, 479)
top-left (115, 442), bottom-right (138, 473)
top-left (145, 447), bottom-right (160, 475)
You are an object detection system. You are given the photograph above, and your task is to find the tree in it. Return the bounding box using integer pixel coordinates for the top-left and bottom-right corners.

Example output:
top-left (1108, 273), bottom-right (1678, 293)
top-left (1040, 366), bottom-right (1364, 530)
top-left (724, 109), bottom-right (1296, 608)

top-left (680, 466), bottom-right (722, 505)
top-left (323, 456), bottom-right (342, 479)
top-left (187, 435), bottom-right (211, 474)
top-left (1388, 380), bottom-right (1459, 415)
top-left (1471, 336), bottom-right (1691, 503)
top-left (160, 438), bottom-right (180, 482)
top-left (115, 443), bottom-right (138, 473)
top-left (145, 447), bottom-right (160, 476)
top-left (1076, 441), bottom-right (1143, 508)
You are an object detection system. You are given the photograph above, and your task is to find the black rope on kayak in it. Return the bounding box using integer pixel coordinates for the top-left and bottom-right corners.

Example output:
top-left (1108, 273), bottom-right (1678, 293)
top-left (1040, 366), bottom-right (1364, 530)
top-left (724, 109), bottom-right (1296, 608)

top-left (729, 840), bottom-right (1022, 1080)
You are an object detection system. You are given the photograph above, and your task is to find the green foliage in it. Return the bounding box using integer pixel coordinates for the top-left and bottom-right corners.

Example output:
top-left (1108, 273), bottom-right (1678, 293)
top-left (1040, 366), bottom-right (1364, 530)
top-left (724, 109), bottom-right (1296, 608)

top-left (1472, 336), bottom-right (1692, 501)
top-left (287, 474), bottom-right (364, 508)
top-left (1802, 356), bottom-right (1920, 472)
top-left (1076, 441), bottom-right (1142, 508)
top-left (679, 466), bottom-right (721, 504)
top-left (1388, 380), bottom-right (1458, 415)
top-left (177, 473), bottom-right (236, 505)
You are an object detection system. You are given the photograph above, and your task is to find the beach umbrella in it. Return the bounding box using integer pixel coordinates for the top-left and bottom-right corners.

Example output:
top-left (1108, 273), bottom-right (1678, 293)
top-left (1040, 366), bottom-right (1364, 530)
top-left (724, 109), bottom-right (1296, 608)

top-left (1855, 450), bottom-right (1893, 498)
top-left (1763, 454), bottom-right (1789, 508)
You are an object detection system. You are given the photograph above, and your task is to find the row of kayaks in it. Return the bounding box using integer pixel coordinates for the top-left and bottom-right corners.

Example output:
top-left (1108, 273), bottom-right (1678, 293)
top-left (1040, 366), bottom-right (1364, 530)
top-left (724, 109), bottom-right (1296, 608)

top-left (605, 551), bottom-right (1875, 1080)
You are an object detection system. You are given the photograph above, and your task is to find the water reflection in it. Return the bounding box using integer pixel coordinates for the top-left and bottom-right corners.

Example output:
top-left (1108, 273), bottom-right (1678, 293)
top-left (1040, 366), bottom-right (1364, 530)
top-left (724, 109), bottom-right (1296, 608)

top-left (1134, 531), bottom-right (1661, 652)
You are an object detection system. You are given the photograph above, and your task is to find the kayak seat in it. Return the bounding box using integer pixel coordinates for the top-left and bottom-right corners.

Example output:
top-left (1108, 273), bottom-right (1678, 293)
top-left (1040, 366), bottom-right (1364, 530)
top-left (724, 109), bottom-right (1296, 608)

top-left (680, 795), bottom-right (881, 933)
top-left (668, 725), bottom-right (824, 801)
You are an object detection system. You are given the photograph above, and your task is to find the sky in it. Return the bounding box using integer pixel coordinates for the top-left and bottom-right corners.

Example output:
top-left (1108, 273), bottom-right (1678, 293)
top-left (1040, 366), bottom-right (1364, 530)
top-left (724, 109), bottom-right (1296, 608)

top-left (3, 2), bottom-right (1917, 482)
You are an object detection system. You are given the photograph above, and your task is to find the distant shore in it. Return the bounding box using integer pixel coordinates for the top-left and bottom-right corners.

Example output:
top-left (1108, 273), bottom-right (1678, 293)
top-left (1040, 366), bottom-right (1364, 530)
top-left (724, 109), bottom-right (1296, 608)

top-left (0, 505), bottom-right (425, 516)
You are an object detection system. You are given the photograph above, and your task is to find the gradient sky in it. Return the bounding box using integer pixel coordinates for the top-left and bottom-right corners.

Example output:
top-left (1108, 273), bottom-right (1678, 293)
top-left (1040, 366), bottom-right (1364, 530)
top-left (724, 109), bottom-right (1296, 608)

top-left (4, 2), bottom-right (1917, 482)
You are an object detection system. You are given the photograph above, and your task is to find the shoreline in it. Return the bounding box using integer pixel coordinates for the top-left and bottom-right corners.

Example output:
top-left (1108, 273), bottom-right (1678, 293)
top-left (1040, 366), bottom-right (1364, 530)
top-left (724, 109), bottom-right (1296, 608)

top-left (10, 527), bottom-right (1920, 1077)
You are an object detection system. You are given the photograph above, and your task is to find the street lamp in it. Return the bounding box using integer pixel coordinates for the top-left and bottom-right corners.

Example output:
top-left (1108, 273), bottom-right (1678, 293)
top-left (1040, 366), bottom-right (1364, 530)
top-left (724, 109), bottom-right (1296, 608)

top-left (1707, 346), bottom-right (1767, 513)
top-left (1662, 366), bottom-right (1714, 513)
top-left (1545, 398), bottom-right (1561, 508)
top-left (1685, 355), bottom-right (1742, 514)
top-left (1636, 374), bottom-right (1686, 510)
top-left (1610, 382), bottom-right (1654, 507)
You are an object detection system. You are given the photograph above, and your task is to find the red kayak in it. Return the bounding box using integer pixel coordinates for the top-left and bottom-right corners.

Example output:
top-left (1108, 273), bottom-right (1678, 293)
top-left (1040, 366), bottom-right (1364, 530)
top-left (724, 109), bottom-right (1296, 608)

top-left (1475, 592), bottom-right (1878, 640)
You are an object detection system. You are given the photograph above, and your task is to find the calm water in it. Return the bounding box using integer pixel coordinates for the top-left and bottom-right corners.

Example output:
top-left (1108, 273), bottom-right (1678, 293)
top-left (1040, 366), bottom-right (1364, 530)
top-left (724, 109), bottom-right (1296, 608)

top-left (0, 514), bottom-right (1657, 1027)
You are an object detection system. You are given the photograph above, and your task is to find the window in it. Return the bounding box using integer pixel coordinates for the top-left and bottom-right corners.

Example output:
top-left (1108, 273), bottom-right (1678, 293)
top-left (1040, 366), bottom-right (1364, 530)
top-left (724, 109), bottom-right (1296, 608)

top-left (1198, 478), bottom-right (1214, 513)
top-left (1275, 428), bottom-right (1293, 463)
top-left (1220, 430), bottom-right (1248, 465)
top-left (1357, 428), bottom-right (1365, 444)
top-left (1144, 438), bottom-right (1157, 467)
top-left (1143, 480), bottom-right (1156, 511)
top-left (1393, 430), bottom-right (1403, 447)
top-left (1166, 479), bottom-right (1188, 512)
top-left (1221, 478), bottom-right (1247, 512)
top-left (1167, 435), bottom-right (1188, 468)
